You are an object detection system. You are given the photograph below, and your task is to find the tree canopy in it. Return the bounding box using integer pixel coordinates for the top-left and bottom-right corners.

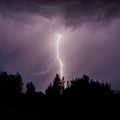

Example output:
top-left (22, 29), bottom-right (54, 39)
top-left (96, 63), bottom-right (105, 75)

top-left (0, 71), bottom-right (118, 97)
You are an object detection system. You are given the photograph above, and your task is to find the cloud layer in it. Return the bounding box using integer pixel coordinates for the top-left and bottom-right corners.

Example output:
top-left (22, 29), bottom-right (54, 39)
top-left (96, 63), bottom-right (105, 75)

top-left (1, 0), bottom-right (120, 26)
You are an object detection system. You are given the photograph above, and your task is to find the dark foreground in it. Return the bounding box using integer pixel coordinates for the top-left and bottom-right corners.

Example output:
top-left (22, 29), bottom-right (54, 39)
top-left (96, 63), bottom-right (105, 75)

top-left (0, 95), bottom-right (120, 120)
top-left (0, 72), bottom-right (120, 119)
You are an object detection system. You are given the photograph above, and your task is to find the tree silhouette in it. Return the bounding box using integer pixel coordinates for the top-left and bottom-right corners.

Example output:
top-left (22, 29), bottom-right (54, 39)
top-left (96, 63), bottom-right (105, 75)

top-left (62, 75), bottom-right (113, 96)
top-left (0, 71), bottom-right (119, 120)
top-left (89, 80), bottom-right (112, 96)
top-left (45, 74), bottom-right (64, 96)
top-left (0, 72), bottom-right (23, 96)
top-left (26, 82), bottom-right (36, 95)
top-left (0, 71), bottom-right (117, 98)
top-left (0, 72), bottom-right (8, 94)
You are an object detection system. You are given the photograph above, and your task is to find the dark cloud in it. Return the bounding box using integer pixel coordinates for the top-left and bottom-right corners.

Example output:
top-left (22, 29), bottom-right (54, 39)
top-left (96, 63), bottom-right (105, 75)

top-left (0, 0), bottom-right (120, 26)
top-left (63, 0), bottom-right (120, 27)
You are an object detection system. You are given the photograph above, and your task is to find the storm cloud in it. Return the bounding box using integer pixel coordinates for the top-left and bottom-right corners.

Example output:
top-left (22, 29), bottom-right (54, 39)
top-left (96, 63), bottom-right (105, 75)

top-left (0, 0), bottom-right (120, 26)
top-left (0, 0), bottom-right (120, 91)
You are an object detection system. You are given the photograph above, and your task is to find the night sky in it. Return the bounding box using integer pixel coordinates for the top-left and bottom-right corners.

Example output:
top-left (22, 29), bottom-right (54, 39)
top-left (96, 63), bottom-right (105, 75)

top-left (0, 0), bottom-right (120, 91)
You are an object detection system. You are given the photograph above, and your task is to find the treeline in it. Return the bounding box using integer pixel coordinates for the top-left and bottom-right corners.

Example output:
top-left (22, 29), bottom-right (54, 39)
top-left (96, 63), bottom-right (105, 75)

top-left (0, 71), bottom-right (119, 97)
top-left (0, 71), bottom-right (120, 120)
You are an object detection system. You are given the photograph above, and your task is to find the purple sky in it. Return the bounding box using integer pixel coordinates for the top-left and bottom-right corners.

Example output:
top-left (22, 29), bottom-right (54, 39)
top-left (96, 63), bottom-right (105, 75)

top-left (0, 0), bottom-right (120, 91)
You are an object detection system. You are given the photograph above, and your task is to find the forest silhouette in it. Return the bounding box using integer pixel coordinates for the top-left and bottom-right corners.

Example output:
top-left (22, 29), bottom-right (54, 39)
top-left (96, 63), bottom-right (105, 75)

top-left (0, 71), bottom-right (119, 119)
top-left (0, 71), bottom-right (118, 97)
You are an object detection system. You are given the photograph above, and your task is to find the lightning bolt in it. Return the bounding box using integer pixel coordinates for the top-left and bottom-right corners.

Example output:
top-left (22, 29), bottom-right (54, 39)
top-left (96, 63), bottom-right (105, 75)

top-left (56, 34), bottom-right (64, 78)
top-left (33, 34), bottom-right (64, 78)
top-left (33, 59), bottom-right (56, 75)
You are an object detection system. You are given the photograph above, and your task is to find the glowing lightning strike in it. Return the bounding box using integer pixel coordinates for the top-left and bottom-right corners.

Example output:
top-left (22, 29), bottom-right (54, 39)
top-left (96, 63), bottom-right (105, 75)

top-left (32, 59), bottom-right (57, 75)
top-left (33, 34), bottom-right (64, 78)
top-left (56, 34), bottom-right (64, 78)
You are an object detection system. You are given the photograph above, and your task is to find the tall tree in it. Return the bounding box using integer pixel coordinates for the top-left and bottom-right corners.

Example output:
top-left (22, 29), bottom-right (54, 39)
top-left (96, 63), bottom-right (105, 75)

top-left (26, 82), bottom-right (36, 95)
top-left (0, 72), bottom-right (23, 96)
top-left (45, 74), bottom-right (64, 96)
